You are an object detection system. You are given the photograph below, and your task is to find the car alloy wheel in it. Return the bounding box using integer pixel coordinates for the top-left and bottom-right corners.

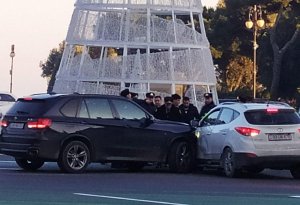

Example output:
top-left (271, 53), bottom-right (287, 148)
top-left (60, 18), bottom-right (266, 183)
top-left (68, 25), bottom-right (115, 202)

top-left (168, 141), bottom-right (194, 173)
top-left (222, 148), bottom-right (240, 178)
top-left (15, 158), bottom-right (44, 171)
top-left (58, 141), bottom-right (90, 173)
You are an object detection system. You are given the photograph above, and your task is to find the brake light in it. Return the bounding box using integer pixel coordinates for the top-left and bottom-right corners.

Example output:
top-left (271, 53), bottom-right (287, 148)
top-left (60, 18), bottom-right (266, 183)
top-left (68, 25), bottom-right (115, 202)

top-left (266, 108), bottom-right (278, 114)
top-left (23, 97), bottom-right (33, 101)
top-left (0, 120), bottom-right (8, 128)
top-left (235, 127), bottom-right (260, 137)
top-left (27, 118), bottom-right (52, 129)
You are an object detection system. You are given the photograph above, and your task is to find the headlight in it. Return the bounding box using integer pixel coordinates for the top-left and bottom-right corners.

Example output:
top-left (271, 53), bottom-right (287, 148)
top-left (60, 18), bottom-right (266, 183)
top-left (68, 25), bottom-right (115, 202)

top-left (195, 130), bottom-right (201, 139)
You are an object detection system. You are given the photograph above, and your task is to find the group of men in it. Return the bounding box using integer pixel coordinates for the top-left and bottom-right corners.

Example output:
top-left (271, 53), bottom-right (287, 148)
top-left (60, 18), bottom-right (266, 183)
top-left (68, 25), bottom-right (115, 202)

top-left (120, 89), bottom-right (215, 123)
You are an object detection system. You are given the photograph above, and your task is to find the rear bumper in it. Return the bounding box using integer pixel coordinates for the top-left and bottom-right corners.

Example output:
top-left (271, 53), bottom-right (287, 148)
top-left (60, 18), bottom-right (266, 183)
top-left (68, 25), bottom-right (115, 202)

top-left (0, 134), bottom-right (60, 161)
top-left (235, 153), bottom-right (300, 169)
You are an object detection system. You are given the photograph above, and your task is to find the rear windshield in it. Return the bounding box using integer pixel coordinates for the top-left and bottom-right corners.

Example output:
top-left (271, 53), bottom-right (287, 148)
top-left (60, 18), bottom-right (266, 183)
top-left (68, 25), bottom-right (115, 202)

top-left (6, 99), bottom-right (47, 116)
top-left (245, 109), bottom-right (300, 125)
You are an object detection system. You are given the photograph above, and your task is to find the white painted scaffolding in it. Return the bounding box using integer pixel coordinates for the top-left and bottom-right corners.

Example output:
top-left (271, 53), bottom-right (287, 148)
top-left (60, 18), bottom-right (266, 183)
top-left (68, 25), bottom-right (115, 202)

top-left (53, 0), bottom-right (217, 107)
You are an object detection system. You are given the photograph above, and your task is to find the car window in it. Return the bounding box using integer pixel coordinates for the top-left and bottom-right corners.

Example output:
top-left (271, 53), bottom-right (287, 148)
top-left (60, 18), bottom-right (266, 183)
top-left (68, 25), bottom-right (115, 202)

top-left (219, 108), bottom-right (234, 124)
top-left (6, 99), bottom-right (46, 116)
top-left (79, 98), bottom-right (113, 119)
top-left (60, 99), bottom-right (79, 117)
top-left (0, 94), bottom-right (15, 102)
top-left (201, 109), bottom-right (221, 126)
top-left (112, 99), bottom-right (147, 120)
top-left (233, 110), bottom-right (240, 120)
top-left (245, 109), bottom-right (300, 125)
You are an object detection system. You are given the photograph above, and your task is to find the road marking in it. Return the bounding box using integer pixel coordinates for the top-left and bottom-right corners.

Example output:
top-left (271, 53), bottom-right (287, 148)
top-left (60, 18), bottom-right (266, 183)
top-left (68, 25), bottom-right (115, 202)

top-left (74, 193), bottom-right (190, 205)
top-left (291, 196), bottom-right (300, 198)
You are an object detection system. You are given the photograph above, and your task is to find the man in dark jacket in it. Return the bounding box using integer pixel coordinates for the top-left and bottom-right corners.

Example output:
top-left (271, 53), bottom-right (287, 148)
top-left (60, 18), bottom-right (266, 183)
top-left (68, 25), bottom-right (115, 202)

top-left (139, 92), bottom-right (156, 115)
top-left (155, 96), bottom-right (181, 122)
top-left (179, 96), bottom-right (199, 124)
top-left (199, 93), bottom-right (216, 119)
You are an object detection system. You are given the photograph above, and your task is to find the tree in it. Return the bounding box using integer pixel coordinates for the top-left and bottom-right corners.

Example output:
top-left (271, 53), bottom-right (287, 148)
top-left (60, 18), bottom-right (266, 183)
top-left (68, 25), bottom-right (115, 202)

top-left (203, 0), bottom-right (300, 99)
top-left (268, 1), bottom-right (300, 99)
top-left (41, 42), bottom-right (65, 93)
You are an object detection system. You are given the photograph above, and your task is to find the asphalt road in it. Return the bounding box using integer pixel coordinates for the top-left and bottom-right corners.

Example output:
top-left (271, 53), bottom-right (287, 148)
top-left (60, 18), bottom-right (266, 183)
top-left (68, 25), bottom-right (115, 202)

top-left (1, 154), bottom-right (300, 205)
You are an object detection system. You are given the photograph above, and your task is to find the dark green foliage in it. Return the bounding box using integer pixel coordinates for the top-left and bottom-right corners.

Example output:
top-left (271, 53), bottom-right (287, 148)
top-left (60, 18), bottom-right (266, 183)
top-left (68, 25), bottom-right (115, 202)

top-left (40, 42), bottom-right (64, 93)
top-left (204, 0), bottom-right (300, 99)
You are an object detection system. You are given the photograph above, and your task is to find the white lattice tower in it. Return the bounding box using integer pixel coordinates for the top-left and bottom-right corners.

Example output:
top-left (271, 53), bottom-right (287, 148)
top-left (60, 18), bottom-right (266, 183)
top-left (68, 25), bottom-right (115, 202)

top-left (53, 0), bottom-right (218, 106)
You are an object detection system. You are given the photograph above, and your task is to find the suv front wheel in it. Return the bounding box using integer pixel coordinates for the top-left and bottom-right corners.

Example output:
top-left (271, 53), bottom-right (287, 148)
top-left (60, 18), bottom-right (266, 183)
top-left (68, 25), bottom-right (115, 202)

top-left (15, 158), bottom-right (44, 171)
top-left (58, 141), bottom-right (90, 173)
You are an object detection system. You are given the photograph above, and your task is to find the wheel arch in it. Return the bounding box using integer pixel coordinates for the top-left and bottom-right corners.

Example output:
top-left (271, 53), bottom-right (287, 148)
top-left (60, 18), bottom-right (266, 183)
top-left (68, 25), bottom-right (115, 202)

top-left (60, 135), bottom-right (95, 161)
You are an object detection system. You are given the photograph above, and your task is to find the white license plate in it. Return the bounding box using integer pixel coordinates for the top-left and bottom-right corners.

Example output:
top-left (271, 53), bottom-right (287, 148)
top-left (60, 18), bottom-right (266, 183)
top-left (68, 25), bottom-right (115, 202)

top-left (9, 123), bottom-right (24, 129)
top-left (268, 133), bottom-right (292, 141)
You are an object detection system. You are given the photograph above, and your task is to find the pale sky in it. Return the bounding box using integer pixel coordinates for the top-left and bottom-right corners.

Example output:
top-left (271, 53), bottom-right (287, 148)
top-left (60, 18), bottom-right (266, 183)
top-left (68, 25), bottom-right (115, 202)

top-left (0, 0), bottom-right (218, 97)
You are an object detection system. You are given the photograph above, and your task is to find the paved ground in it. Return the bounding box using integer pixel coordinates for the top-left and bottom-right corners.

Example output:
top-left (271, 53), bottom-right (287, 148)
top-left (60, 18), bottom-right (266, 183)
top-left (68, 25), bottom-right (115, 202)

top-left (1, 154), bottom-right (300, 205)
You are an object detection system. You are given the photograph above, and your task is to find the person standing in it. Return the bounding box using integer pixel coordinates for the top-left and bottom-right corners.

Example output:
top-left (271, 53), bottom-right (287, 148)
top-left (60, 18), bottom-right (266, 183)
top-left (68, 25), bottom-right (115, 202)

top-left (154, 96), bottom-right (163, 109)
top-left (155, 96), bottom-right (181, 122)
top-left (120, 89), bottom-right (132, 99)
top-left (139, 92), bottom-right (156, 115)
top-left (199, 93), bottom-right (216, 119)
top-left (179, 96), bottom-right (199, 124)
top-left (172, 94), bottom-right (181, 108)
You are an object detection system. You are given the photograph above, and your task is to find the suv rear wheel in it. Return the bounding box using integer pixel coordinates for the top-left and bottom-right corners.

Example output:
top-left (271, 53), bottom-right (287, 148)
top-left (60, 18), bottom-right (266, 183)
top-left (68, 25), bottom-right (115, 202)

top-left (15, 158), bottom-right (44, 171)
top-left (168, 141), bottom-right (194, 173)
top-left (58, 141), bottom-right (90, 173)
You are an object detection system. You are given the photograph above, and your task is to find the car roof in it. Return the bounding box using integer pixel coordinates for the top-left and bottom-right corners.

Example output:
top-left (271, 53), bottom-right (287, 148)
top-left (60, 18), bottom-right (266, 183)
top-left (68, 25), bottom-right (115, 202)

top-left (19, 93), bottom-right (127, 101)
top-left (217, 102), bottom-right (293, 111)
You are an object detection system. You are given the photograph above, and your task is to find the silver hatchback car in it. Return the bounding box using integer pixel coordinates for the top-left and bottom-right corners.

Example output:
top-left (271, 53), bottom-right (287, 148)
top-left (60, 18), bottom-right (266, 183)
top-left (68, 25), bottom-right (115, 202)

top-left (195, 102), bottom-right (300, 178)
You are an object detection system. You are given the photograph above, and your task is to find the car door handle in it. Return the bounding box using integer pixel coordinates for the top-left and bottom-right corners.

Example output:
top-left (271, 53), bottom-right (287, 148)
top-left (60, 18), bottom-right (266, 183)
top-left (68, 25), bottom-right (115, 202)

top-left (221, 131), bottom-right (227, 135)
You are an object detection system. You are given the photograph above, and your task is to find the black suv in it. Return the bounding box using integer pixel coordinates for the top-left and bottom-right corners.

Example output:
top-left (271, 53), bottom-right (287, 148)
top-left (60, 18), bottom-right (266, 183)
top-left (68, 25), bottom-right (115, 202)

top-left (0, 94), bottom-right (196, 173)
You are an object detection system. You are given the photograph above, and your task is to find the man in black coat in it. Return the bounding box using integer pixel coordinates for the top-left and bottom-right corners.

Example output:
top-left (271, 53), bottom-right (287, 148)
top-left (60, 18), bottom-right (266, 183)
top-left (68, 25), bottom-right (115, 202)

top-left (179, 96), bottom-right (199, 124)
top-left (139, 92), bottom-right (156, 115)
top-left (155, 96), bottom-right (181, 122)
top-left (199, 93), bottom-right (216, 119)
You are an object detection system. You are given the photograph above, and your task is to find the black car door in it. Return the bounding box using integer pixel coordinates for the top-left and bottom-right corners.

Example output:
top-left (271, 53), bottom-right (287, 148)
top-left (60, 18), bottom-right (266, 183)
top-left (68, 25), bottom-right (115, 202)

top-left (77, 97), bottom-right (126, 160)
top-left (110, 99), bottom-right (166, 162)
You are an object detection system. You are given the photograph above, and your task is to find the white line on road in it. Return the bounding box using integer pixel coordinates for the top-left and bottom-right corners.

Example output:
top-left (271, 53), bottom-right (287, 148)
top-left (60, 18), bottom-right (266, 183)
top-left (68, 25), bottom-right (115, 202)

top-left (74, 193), bottom-right (189, 205)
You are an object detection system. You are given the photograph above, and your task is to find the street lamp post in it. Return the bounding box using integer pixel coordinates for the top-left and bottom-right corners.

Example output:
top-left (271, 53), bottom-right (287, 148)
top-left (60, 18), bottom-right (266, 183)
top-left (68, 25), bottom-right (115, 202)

top-left (245, 5), bottom-right (265, 99)
top-left (9, 45), bottom-right (15, 94)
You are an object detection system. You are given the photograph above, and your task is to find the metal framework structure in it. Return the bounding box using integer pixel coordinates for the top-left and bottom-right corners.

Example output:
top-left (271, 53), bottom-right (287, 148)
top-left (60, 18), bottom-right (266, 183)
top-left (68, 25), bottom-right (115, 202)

top-left (53, 0), bottom-right (217, 107)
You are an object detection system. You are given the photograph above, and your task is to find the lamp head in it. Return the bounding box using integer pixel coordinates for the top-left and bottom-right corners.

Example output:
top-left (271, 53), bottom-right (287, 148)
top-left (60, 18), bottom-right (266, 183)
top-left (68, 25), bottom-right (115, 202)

top-left (245, 20), bottom-right (254, 29)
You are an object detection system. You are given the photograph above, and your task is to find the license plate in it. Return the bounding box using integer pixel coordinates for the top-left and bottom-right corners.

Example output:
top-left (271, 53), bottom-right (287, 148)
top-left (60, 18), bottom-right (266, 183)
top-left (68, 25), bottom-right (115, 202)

top-left (268, 133), bottom-right (292, 141)
top-left (9, 123), bottom-right (24, 129)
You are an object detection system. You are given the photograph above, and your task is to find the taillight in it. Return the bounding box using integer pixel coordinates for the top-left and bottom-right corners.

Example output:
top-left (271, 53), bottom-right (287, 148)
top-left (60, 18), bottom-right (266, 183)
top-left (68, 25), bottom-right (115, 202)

top-left (266, 108), bottom-right (278, 114)
top-left (0, 120), bottom-right (8, 128)
top-left (27, 118), bottom-right (52, 129)
top-left (235, 127), bottom-right (260, 137)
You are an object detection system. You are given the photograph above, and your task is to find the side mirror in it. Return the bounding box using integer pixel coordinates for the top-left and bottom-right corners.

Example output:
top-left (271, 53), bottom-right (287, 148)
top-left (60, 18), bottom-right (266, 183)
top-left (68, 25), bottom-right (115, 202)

top-left (190, 120), bottom-right (199, 128)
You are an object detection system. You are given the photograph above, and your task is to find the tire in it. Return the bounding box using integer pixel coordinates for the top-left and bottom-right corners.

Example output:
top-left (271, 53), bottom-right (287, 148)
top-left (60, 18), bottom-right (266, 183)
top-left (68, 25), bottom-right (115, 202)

top-left (58, 141), bottom-right (90, 173)
top-left (168, 141), bottom-right (194, 173)
top-left (15, 158), bottom-right (44, 171)
top-left (127, 162), bottom-right (145, 172)
top-left (221, 148), bottom-right (240, 178)
top-left (290, 166), bottom-right (300, 179)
